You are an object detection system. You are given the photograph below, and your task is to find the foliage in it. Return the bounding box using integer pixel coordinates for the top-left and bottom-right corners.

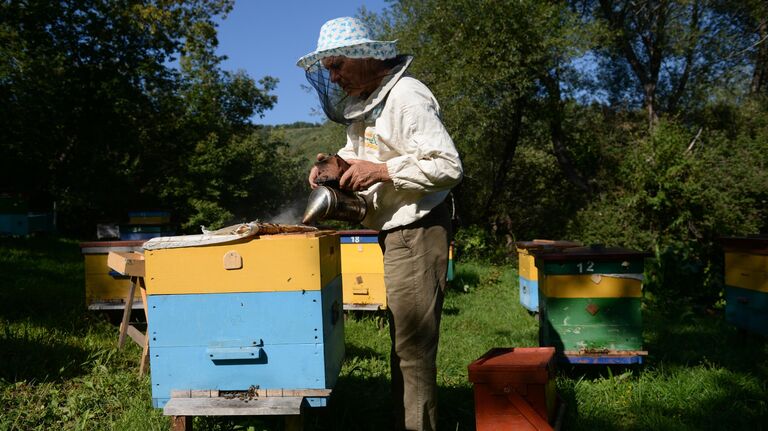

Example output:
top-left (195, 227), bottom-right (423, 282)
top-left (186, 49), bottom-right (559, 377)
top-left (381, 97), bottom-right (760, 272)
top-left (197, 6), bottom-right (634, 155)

top-left (453, 225), bottom-right (495, 261)
top-left (0, 0), bottom-right (299, 234)
top-left (377, 0), bottom-right (598, 230)
top-left (568, 118), bottom-right (768, 302)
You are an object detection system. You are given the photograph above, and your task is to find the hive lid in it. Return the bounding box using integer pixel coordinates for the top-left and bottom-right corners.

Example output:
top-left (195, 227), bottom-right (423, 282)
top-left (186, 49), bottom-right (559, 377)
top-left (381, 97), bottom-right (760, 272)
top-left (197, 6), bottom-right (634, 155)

top-left (79, 240), bottom-right (147, 249)
top-left (337, 229), bottom-right (379, 236)
top-left (720, 236), bottom-right (768, 254)
top-left (515, 239), bottom-right (581, 251)
top-left (143, 222), bottom-right (321, 250)
top-left (532, 245), bottom-right (651, 261)
top-left (468, 347), bottom-right (555, 383)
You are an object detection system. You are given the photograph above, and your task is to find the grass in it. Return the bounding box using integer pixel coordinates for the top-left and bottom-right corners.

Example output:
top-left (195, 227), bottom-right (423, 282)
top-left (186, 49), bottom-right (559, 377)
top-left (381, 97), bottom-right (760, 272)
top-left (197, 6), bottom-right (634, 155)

top-left (1, 236), bottom-right (767, 430)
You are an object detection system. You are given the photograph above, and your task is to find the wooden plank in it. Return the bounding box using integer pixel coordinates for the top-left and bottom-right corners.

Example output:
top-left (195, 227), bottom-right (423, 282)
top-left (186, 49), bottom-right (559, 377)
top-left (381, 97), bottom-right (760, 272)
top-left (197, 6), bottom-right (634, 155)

top-left (563, 350), bottom-right (648, 356)
top-left (138, 278), bottom-right (150, 377)
top-left (171, 390), bottom-right (192, 399)
top-left (125, 324), bottom-right (145, 346)
top-left (343, 303), bottom-right (381, 311)
top-left (117, 278), bottom-right (137, 349)
top-left (281, 389), bottom-right (331, 397)
top-left (507, 391), bottom-right (553, 431)
top-left (163, 396), bottom-right (304, 416)
top-left (107, 251), bottom-right (145, 276)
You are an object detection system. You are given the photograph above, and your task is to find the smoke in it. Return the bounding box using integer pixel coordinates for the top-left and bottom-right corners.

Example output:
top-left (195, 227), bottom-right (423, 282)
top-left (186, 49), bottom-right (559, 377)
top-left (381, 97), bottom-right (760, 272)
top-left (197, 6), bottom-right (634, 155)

top-left (267, 199), bottom-right (306, 225)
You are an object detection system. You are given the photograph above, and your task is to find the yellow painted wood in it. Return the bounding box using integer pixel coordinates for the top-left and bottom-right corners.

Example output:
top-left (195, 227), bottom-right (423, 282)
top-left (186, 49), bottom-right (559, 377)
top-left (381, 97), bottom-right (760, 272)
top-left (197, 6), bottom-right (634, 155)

top-left (145, 233), bottom-right (340, 295)
top-left (726, 252), bottom-right (768, 273)
top-left (341, 273), bottom-right (387, 308)
top-left (85, 273), bottom-right (142, 304)
top-left (725, 269), bottom-right (768, 292)
top-left (540, 274), bottom-right (642, 298)
top-left (340, 242), bottom-right (386, 308)
top-left (340, 243), bottom-right (384, 274)
top-left (84, 254), bottom-right (110, 275)
top-left (516, 248), bottom-right (538, 281)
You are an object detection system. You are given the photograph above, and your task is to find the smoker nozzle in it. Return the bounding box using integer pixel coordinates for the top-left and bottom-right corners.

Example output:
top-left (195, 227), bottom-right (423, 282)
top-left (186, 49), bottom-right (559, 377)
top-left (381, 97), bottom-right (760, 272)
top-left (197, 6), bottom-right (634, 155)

top-left (302, 186), bottom-right (367, 225)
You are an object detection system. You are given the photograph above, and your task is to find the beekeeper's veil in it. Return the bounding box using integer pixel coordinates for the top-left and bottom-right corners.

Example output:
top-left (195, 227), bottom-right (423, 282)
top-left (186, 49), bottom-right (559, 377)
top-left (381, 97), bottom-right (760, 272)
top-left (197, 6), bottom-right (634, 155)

top-left (297, 17), bottom-right (412, 125)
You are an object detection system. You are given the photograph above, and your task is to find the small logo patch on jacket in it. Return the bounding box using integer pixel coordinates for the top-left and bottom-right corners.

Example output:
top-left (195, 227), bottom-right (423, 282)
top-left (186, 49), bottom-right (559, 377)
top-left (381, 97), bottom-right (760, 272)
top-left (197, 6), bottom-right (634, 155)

top-left (364, 127), bottom-right (378, 150)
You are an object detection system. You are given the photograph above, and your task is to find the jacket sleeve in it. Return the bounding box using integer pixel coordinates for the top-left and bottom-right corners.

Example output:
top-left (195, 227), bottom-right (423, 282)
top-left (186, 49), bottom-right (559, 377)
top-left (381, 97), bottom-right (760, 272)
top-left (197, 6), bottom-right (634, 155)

top-left (336, 128), bottom-right (358, 161)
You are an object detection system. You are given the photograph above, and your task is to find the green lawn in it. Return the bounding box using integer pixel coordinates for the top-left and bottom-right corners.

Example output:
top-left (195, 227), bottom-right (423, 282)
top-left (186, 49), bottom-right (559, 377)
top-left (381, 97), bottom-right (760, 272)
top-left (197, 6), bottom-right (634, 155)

top-left (1, 236), bottom-right (766, 430)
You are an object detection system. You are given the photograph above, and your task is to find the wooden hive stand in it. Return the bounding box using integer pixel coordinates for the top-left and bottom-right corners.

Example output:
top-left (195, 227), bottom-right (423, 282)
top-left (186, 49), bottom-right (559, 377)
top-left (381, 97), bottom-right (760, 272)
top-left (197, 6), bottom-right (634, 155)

top-left (164, 388), bottom-right (332, 431)
top-left (107, 251), bottom-right (150, 376)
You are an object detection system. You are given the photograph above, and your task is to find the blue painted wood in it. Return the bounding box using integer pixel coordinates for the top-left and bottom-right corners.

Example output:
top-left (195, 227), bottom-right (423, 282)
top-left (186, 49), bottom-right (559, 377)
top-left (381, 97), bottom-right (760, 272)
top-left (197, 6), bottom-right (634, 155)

top-left (339, 234), bottom-right (378, 244)
top-left (147, 277), bottom-right (344, 408)
top-left (563, 355), bottom-right (644, 365)
top-left (725, 285), bottom-right (768, 336)
top-left (518, 276), bottom-right (539, 313)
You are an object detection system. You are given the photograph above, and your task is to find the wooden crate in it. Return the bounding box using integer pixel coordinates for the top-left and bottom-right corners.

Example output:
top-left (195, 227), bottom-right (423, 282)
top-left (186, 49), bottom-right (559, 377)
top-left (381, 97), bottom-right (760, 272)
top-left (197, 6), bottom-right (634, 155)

top-left (144, 231), bottom-right (344, 408)
top-left (468, 347), bottom-right (558, 430)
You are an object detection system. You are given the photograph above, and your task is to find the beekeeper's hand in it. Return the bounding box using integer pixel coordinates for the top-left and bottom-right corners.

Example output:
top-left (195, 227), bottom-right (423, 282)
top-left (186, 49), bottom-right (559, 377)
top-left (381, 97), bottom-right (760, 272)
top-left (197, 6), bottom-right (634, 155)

top-left (340, 159), bottom-right (391, 191)
top-left (308, 153), bottom-right (327, 189)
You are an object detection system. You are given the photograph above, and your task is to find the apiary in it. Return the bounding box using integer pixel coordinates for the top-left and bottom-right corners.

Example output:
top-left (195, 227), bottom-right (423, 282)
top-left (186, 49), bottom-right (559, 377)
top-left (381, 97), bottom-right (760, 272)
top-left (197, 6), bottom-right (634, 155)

top-left (79, 240), bottom-right (146, 310)
top-left (533, 246), bottom-right (650, 364)
top-left (722, 237), bottom-right (768, 336)
top-left (515, 240), bottom-right (580, 313)
top-left (142, 225), bottom-right (344, 408)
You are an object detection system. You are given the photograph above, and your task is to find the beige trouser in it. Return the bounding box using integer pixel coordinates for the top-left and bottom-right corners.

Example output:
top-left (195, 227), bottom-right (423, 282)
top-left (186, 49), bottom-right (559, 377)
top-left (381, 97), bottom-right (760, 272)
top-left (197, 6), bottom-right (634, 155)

top-left (378, 202), bottom-right (451, 431)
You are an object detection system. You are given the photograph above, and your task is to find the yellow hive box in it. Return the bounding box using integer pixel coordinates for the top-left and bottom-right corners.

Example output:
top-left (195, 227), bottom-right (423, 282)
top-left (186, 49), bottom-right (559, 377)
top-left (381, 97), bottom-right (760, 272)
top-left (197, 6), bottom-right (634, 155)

top-left (144, 232), bottom-right (340, 295)
top-left (339, 230), bottom-right (386, 310)
top-left (80, 241), bottom-right (146, 310)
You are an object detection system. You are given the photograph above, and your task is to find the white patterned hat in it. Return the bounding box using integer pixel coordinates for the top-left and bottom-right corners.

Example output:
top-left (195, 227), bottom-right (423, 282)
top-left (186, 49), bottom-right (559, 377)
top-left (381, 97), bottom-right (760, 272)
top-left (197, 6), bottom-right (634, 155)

top-left (297, 17), bottom-right (398, 70)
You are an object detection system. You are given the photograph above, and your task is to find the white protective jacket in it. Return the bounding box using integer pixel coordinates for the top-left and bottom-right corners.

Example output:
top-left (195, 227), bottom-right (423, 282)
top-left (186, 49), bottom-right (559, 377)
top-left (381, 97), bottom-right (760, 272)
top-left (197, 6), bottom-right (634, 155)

top-left (337, 74), bottom-right (463, 231)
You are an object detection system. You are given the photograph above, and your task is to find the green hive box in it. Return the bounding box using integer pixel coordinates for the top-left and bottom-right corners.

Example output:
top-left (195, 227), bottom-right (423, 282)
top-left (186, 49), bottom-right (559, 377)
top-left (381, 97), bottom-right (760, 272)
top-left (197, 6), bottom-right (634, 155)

top-left (533, 246), bottom-right (650, 365)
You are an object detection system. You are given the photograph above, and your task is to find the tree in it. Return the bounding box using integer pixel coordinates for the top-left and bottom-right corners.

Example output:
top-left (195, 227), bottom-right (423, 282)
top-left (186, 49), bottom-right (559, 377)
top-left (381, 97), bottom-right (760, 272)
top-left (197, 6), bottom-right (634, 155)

top-left (573, 0), bottom-right (759, 126)
top-left (0, 0), bottom-right (291, 233)
top-left (376, 0), bottom-right (597, 234)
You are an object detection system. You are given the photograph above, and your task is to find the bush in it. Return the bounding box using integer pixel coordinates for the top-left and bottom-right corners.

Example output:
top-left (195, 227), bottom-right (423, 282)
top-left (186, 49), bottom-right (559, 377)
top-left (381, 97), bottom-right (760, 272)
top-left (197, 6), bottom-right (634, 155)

top-left (568, 118), bottom-right (767, 305)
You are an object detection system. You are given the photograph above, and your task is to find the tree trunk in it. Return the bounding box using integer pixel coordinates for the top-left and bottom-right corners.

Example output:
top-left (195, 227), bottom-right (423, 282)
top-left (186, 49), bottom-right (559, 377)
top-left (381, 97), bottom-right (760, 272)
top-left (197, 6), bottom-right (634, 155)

top-left (542, 72), bottom-right (593, 196)
top-left (482, 99), bottom-right (524, 220)
top-left (750, 19), bottom-right (768, 95)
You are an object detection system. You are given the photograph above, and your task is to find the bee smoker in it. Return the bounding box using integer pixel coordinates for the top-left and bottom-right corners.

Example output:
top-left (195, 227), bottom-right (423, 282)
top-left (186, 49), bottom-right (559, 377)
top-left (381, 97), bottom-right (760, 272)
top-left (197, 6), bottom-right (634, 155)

top-left (301, 155), bottom-right (367, 225)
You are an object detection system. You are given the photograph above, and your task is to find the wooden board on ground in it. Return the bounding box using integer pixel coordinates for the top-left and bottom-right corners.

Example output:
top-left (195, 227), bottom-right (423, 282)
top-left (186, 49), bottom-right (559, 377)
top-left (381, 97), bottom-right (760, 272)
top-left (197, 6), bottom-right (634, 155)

top-left (163, 396), bottom-right (304, 416)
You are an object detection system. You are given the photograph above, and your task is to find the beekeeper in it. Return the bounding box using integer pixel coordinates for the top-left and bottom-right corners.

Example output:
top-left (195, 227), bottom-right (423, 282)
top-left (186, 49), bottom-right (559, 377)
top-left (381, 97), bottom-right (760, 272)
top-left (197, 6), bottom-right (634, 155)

top-left (297, 16), bottom-right (463, 431)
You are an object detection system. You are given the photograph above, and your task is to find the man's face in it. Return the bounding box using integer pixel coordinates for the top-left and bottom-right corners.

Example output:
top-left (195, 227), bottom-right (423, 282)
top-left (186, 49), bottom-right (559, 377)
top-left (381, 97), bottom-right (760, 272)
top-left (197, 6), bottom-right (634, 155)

top-left (322, 56), bottom-right (381, 98)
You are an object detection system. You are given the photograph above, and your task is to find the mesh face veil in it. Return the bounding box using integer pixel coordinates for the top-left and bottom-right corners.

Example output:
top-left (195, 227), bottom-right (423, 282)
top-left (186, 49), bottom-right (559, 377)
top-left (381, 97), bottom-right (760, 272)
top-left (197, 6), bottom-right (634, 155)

top-left (305, 55), bottom-right (412, 125)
